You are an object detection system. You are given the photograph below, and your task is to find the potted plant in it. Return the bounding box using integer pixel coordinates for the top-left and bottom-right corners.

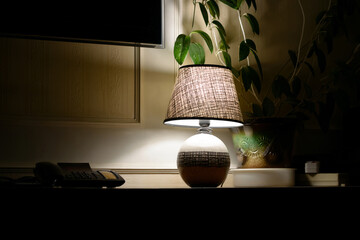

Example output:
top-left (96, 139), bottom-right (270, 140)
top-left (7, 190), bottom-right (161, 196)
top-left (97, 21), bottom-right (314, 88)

top-left (173, 0), bottom-right (360, 169)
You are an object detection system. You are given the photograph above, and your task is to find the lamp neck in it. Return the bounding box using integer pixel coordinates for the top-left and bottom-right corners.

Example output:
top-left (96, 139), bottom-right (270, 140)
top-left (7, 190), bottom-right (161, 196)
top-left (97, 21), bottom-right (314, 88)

top-left (197, 126), bottom-right (212, 134)
top-left (198, 119), bottom-right (212, 134)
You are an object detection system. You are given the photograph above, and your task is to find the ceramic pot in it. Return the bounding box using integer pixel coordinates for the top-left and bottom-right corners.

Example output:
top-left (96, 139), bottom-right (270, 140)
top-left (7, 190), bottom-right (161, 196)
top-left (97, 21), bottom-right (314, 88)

top-left (232, 118), bottom-right (297, 168)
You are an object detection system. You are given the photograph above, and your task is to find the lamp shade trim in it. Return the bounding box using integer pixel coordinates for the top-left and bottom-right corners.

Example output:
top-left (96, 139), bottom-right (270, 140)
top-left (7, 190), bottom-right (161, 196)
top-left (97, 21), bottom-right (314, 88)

top-left (179, 64), bottom-right (231, 70)
top-left (163, 117), bottom-right (243, 128)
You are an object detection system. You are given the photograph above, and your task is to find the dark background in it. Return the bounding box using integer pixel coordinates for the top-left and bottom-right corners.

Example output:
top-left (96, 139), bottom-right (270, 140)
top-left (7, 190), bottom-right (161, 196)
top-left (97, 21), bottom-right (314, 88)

top-left (0, 1), bottom-right (163, 47)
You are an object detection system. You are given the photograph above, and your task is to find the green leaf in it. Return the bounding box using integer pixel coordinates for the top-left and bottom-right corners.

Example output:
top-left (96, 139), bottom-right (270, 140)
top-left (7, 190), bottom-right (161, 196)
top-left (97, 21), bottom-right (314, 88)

top-left (219, 0), bottom-right (238, 9)
top-left (222, 51), bottom-right (232, 69)
top-left (231, 67), bottom-right (240, 78)
top-left (241, 39), bottom-right (261, 79)
top-left (251, 49), bottom-right (263, 79)
top-left (245, 39), bottom-right (256, 51)
top-left (218, 28), bottom-right (230, 51)
top-left (236, 0), bottom-right (243, 9)
top-left (212, 20), bottom-right (226, 37)
top-left (245, 0), bottom-right (258, 10)
top-left (174, 34), bottom-right (190, 65)
top-left (240, 66), bottom-right (252, 91)
top-left (189, 42), bottom-right (205, 64)
top-left (288, 50), bottom-right (297, 68)
top-left (272, 75), bottom-right (291, 98)
top-left (191, 30), bottom-right (214, 53)
top-left (252, 103), bottom-right (263, 117)
top-left (304, 61), bottom-right (315, 76)
top-left (199, 3), bottom-right (209, 26)
top-left (251, 0), bottom-right (257, 10)
top-left (207, 0), bottom-right (220, 19)
top-left (219, 39), bottom-right (227, 51)
top-left (243, 13), bottom-right (259, 35)
top-left (241, 66), bottom-right (260, 92)
top-left (245, 0), bottom-right (252, 8)
top-left (307, 43), bottom-right (315, 58)
top-left (262, 97), bottom-right (275, 117)
top-left (249, 66), bottom-right (261, 93)
top-left (239, 40), bottom-right (250, 61)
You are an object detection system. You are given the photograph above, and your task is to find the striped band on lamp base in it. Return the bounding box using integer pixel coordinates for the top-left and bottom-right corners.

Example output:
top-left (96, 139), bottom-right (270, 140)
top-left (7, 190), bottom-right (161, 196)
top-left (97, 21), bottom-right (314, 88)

top-left (163, 65), bottom-right (243, 187)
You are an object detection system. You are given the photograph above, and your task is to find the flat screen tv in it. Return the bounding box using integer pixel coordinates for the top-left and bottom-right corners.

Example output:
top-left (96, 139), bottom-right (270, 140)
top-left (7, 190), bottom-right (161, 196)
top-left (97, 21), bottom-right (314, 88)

top-left (0, 1), bottom-right (164, 48)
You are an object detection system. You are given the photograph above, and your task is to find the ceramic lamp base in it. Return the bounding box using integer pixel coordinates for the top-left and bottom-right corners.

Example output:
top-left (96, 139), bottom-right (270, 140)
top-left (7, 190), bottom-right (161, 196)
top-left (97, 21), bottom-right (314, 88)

top-left (177, 130), bottom-right (230, 187)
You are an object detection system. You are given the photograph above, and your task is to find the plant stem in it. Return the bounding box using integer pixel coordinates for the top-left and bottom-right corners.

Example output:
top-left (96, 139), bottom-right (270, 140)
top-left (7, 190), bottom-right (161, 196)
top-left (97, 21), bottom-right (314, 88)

top-left (289, 0), bottom-right (306, 83)
top-left (294, 0), bottom-right (333, 77)
top-left (237, 9), bottom-right (250, 66)
top-left (285, 0), bottom-right (333, 116)
top-left (192, 0), bottom-right (197, 29)
top-left (208, 15), bottom-right (226, 65)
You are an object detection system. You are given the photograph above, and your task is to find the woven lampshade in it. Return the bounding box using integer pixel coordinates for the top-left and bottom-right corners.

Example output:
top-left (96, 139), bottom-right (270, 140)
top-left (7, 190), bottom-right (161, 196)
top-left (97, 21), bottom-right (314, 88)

top-left (164, 65), bottom-right (243, 128)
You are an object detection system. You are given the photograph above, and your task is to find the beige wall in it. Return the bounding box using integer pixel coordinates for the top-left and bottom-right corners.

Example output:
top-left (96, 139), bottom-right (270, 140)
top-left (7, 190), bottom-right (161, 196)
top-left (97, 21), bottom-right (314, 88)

top-left (0, 0), bottom-right (345, 170)
top-left (0, 0), bottom-right (236, 169)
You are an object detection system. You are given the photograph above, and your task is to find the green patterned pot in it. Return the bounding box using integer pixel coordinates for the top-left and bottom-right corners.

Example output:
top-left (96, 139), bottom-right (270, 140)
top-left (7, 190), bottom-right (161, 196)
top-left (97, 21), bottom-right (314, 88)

top-left (232, 118), bottom-right (297, 168)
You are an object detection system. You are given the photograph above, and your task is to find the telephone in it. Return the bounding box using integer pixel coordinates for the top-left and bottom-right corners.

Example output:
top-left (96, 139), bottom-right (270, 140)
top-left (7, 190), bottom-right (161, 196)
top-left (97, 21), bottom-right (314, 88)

top-left (34, 162), bottom-right (125, 188)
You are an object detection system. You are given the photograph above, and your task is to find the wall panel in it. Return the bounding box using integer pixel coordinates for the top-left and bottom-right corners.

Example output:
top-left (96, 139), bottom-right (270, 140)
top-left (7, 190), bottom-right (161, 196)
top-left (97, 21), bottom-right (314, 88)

top-left (0, 38), bottom-right (139, 124)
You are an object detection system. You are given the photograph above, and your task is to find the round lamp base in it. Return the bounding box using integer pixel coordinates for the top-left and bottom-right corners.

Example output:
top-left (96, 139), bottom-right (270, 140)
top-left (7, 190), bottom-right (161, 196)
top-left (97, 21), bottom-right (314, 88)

top-left (177, 131), bottom-right (230, 187)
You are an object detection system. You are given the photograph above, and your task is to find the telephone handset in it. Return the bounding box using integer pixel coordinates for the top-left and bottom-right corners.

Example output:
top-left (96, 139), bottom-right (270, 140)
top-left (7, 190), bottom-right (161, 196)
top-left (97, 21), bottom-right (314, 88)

top-left (34, 162), bottom-right (125, 188)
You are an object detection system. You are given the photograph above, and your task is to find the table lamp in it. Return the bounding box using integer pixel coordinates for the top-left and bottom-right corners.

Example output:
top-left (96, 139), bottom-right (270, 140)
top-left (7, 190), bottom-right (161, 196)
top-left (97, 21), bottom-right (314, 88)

top-left (164, 64), bottom-right (243, 187)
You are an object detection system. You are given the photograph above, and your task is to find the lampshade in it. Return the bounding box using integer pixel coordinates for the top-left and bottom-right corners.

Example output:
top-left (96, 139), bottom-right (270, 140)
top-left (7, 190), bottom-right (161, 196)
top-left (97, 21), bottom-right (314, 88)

top-left (164, 64), bottom-right (243, 128)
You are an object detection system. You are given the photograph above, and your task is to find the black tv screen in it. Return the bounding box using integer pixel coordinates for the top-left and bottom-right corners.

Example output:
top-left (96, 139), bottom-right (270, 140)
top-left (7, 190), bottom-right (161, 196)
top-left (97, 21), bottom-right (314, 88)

top-left (0, 1), bottom-right (164, 48)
